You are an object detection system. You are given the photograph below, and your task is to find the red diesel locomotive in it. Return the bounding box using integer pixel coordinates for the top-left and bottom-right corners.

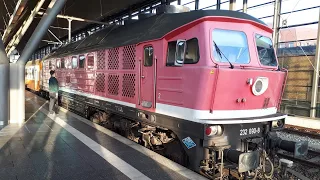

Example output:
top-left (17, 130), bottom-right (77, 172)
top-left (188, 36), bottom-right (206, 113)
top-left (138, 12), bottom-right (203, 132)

top-left (33, 6), bottom-right (307, 179)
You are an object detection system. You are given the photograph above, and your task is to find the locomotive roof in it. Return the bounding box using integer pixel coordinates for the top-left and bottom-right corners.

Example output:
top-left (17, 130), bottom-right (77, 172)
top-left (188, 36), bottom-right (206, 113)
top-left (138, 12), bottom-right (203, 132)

top-left (46, 10), bottom-right (267, 59)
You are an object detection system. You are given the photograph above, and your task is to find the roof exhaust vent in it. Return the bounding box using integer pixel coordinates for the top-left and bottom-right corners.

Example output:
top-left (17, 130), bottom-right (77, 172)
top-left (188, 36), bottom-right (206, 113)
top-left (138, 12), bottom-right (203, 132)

top-left (156, 5), bottom-right (190, 15)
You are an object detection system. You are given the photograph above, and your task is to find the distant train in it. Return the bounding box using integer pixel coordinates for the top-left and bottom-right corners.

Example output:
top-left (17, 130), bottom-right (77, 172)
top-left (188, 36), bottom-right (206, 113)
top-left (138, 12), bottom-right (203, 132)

top-left (26, 6), bottom-right (308, 179)
top-left (25, 59), bottom-right (42, 92)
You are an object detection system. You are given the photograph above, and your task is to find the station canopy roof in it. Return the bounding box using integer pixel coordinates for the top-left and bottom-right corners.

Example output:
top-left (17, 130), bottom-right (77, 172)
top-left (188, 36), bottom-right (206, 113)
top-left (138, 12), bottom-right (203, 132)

top-left (0, 0), bottom-right (152, 53)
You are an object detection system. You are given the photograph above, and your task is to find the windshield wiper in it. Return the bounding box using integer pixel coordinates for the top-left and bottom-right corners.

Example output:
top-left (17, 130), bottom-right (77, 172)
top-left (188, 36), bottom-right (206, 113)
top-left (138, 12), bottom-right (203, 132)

top-left (213, 41), bottom-right (234, 69)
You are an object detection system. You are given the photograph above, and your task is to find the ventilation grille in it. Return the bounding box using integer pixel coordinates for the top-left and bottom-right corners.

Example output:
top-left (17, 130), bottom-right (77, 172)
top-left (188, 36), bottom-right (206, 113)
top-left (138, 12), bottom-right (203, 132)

top-left (122, 74), bottom-right (136, 98)
top-left (108, 48), bottom-right (119, 70)
top-left (123, 45), bottom-right (136, 70)
top-left (108, 74), bottom-right (119, 95)
top-left (95, 73), bottom-right (105, 93)
top-left (97, 50), bottom-right (106, 70)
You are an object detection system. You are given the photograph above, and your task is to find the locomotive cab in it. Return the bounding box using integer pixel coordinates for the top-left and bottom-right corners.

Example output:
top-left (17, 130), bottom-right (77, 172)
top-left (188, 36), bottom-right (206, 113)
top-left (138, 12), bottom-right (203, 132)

top-left (156, 10), bottom-right (306, 179)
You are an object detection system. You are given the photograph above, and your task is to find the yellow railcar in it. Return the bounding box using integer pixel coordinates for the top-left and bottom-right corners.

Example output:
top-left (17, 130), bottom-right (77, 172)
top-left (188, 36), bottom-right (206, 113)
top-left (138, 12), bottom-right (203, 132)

top-left (25, 59), bottom-right (42, 92)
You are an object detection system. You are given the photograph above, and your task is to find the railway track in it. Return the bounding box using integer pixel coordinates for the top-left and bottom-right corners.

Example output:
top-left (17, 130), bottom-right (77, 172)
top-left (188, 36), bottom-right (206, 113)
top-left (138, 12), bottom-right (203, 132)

top-left (277, 149), bottom-right (320, 168)
top-left (284, 124), bottom-right (320, 139)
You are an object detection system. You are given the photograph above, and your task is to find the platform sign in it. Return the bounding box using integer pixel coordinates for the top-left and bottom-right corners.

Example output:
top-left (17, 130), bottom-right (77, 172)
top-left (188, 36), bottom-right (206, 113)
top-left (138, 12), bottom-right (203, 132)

top-left (182, 137), bottom-right (196, 149)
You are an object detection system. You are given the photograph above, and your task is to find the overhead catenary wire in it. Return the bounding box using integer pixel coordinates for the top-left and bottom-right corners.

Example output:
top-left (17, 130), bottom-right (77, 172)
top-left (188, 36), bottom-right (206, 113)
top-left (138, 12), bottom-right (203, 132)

top-left (267, 0), bottom-right (315, 68)
top-left (2, 16), bottom-right (8, 29)
top-left (274, 0), bottom-right (318, 76)
top-left (2, 0), bottom-right (11, 17)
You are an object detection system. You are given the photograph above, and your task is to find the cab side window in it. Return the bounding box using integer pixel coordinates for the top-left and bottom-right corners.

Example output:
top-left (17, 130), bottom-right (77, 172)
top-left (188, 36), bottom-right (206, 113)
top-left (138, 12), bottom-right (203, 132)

top-left (144, 46), bottom-right (154, 67)
top-left (166, 42), bottom-right (177, 66)
top-left (166, 38), bottom-right (200, 66)
top-left (185, 38), bottom-right (200, 64)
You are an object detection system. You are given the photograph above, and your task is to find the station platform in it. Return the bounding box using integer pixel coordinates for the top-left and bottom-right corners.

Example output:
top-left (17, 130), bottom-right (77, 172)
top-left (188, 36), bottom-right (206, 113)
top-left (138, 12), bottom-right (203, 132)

top-left (0, 91), bottom-right (207, 180)
top-left (286, 116), bottom-right (320, 130)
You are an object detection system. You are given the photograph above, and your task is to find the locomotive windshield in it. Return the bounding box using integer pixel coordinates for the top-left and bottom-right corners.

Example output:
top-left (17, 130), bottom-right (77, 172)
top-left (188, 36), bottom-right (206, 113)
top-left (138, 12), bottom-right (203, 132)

top-left (212, 29), bottom-right (250, 64)
top-left (255, 35), bottom-right (277, 66)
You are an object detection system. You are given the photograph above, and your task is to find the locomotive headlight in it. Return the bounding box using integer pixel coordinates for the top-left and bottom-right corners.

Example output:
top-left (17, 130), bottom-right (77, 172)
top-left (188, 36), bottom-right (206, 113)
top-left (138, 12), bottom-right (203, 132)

top-left (252, 77), bottom-right (269, 96)
top-left (271, 119), bottom-right (285, 130)
top-left (205, 125), bottom-right (223, 136)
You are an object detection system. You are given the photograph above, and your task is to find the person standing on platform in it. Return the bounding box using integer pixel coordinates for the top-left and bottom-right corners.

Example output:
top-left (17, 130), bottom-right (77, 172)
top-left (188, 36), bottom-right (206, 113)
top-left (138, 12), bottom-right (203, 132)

top-left (49, 70), bottom-right (59, 114)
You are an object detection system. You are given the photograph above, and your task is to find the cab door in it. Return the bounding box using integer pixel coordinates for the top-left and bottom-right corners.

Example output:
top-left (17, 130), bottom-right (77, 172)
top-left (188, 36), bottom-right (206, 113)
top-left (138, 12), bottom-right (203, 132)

top-left (138, 45), bottom-right (155, 110)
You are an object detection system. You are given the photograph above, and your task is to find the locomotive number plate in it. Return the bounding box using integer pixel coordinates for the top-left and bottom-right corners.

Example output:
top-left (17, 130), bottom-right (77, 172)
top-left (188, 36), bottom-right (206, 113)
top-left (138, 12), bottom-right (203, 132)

top-left (240, 127), bottom-right (261, 136)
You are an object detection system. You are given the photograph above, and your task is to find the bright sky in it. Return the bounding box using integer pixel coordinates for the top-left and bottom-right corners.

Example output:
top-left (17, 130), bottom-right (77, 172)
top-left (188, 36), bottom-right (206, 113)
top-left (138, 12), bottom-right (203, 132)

top-left (172, 0), bottom-right (319, 29)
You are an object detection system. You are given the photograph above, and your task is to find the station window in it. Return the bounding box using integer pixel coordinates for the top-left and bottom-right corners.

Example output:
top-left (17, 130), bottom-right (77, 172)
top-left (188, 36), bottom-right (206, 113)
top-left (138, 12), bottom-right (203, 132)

top-left (166, 38), bottom-right (200, 66)
top-left (72, 56), bottom-right (78, 69)
top-left (255, 34), bottom-right (277, 67)
top-left (144, 46), bottom-right (154, 67)
top-left (79, 55), bottom-right (85, 68)
top-left (87, 54), bottom-right (94, 69)
top-left (212, 29), bottom-right (250, 64)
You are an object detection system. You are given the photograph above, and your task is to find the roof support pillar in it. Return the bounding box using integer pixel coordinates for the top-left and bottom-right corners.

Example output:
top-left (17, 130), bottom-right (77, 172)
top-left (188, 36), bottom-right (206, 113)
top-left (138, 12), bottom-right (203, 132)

top-left (17, 0), bottom-right (67, 65)
top-left (0, 38), bottom-right (9, 127)
top-left (9, 63), bottom-right (25, 124)
top-left (229, 0), bottom-right (236, 10)
top-left (310, 10), bottom-right (320, 118)
top-left (217, 0), bottom-right (221, 10)
top-left (195, 0), bottom-right (199, 10)
top-left (243, 0), bottom-right (248, 13)
top-left (177, 0), bottom-right (181, 5)
top-left (272, 0), bottom-right (281, 50)
top-left (9, 0), bottom-right (67, 124)
top-left (2, 0), bottom-right (28, 42)
top-left (6, 0), bottom-right (46, 55)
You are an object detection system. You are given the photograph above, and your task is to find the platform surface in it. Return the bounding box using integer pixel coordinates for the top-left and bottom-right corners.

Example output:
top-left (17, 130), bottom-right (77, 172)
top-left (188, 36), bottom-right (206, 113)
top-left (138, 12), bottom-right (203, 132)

top-left (286, 116), bottom-right (320, 130)
top-left (0, 91), bottom-right (206, 180)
